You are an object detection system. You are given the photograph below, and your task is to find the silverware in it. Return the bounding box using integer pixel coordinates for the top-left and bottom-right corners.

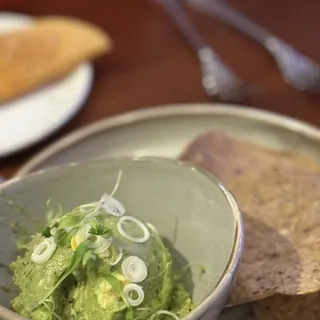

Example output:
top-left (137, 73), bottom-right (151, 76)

top-left (152, 0), bottom-right (251, 101)
top-left (188, 0), bottom-right (320, 93)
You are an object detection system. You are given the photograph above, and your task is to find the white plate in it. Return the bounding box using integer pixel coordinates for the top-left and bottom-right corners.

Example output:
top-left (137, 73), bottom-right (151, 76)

top-left (0, 12), bottom-right (94, 157)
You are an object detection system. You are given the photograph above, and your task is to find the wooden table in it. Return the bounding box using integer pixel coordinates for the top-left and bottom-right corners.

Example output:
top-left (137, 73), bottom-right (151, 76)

top-left (1, 0), bottom-right (320, 179)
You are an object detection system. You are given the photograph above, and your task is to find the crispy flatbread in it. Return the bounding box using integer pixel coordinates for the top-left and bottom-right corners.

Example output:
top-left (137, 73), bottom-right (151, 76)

top-left (181, 132), bottom-right (320, 305)
top-left (253, 293), bottom-right (320, 320)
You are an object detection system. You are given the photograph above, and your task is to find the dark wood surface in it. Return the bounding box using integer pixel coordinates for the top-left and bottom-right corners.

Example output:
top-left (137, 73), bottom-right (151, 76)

top-left (1, 0), bottom-right (320, 179)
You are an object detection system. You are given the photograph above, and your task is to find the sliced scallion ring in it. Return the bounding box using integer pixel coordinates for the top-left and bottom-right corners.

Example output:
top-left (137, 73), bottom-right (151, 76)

top-left (123, 283), bottom-right (144, 307)
top-left (94, 236), bottom-right (113, 254)
top-left (117, 216), bottom-right (150, 243)
top-left (31, 237), bottom-right (57, 264)
top-left (88, 235), bottom-right (105, 249)
top-left (102, 196), bottom-right (125, 217)
top-left (109, 246), bottom-right (123, 266)
top-left (121, 256), bottom-right (148, 283)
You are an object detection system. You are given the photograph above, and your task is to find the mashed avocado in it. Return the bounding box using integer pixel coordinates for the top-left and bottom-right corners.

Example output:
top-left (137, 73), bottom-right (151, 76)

top-left (10, 194), bottom-right (194, 320)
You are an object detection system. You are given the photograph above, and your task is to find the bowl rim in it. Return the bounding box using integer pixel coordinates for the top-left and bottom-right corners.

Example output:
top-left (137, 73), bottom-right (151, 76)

top-left (0, 156), bottom-right (244, 320)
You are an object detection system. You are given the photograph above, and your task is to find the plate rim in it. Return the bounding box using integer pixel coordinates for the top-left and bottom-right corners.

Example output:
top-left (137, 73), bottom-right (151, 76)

top-left (0, 12), bottom-right (94, 158)
top-left (15, 103), bottom-right (320, 177)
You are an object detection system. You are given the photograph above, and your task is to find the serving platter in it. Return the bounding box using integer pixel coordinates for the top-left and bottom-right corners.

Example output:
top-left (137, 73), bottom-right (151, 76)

top-left (14, 103), bottom-right (320, 319)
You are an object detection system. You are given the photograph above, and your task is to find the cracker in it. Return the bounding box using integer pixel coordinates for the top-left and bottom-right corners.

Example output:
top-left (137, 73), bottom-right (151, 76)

top-left (181, 132), bottom-right (320, 305)
top-left (253, 293), bottom-right (320, 320)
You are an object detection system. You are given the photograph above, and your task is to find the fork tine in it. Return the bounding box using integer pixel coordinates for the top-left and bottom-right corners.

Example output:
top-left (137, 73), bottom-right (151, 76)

top-left (153, 0), bottom-right (254, 100)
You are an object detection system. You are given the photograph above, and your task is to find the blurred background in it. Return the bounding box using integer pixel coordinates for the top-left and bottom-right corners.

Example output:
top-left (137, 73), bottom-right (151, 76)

top-left (0, 0), bottom-right (320, 178)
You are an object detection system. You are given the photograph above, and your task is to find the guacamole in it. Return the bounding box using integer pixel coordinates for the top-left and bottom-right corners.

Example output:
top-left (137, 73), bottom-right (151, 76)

top-left (10, 194), bottom-right (194, 319)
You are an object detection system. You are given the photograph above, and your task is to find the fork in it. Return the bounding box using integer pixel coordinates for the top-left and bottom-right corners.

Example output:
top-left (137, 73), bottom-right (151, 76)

top-left (188, 0), bottom-right (320, 93)
top-left (152, 0), bottom-right (251, 101)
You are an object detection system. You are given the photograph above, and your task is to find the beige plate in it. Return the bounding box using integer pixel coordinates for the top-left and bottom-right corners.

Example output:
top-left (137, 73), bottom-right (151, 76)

top-left (15, 103), bottom-right (320, 320)
top-left (16, 103), bottom-right (320, 177)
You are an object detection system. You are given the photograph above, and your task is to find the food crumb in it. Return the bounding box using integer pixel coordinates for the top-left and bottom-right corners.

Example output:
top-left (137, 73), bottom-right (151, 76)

top-left (198, 265), bottom-right (206, 278)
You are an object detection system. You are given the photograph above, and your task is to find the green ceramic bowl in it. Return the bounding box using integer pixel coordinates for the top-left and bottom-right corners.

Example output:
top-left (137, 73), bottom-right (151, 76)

top-left (0, 157), bottom-right (243, 320)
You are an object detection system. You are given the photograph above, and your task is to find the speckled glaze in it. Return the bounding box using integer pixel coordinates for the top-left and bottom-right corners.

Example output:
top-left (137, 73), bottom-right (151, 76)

top-left (0, 157), bottom-right (243, 320)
